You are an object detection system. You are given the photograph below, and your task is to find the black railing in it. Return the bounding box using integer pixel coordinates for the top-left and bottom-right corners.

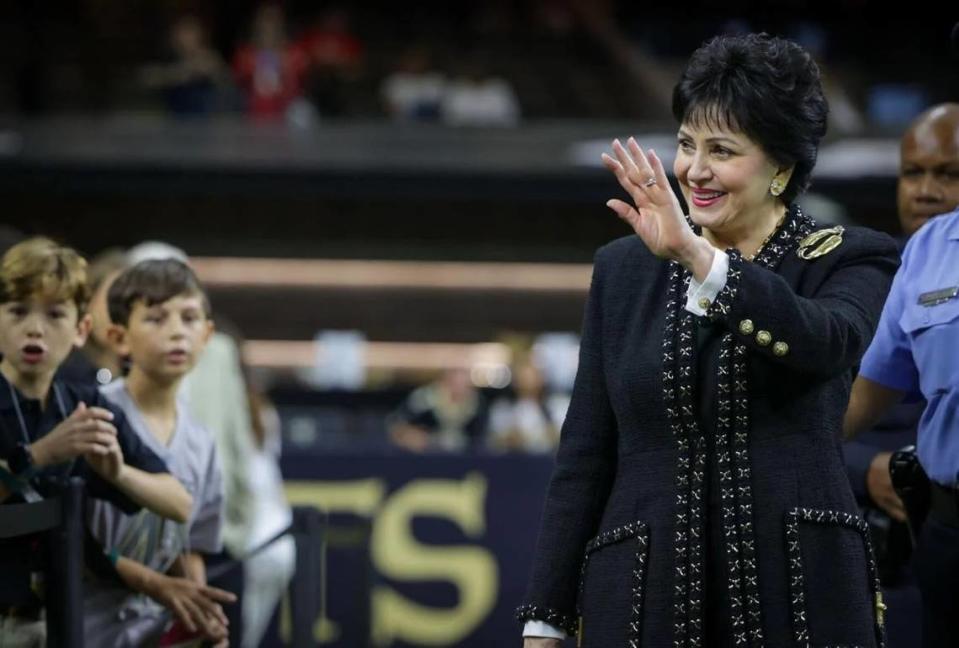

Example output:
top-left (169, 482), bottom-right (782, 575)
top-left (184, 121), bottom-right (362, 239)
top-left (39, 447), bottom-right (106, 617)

top-left (0, 477), bottom-right (85, 648)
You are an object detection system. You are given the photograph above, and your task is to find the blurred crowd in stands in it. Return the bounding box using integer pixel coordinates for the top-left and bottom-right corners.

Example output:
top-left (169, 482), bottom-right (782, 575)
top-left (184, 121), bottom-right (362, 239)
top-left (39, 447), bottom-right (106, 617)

top-left (1, 1), bottom-right (954, 131)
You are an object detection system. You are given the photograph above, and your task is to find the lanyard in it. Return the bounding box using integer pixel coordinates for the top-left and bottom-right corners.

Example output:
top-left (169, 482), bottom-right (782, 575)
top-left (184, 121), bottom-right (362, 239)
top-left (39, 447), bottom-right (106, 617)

top-left (7, 379), bottom-right (69, 446)
top-left (4, 379), bottom-right (71, 502)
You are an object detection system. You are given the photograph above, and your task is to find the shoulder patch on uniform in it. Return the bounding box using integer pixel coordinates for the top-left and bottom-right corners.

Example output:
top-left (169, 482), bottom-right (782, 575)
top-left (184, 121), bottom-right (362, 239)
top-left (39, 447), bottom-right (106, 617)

top-left (797, 225), bottom-right (844, 260)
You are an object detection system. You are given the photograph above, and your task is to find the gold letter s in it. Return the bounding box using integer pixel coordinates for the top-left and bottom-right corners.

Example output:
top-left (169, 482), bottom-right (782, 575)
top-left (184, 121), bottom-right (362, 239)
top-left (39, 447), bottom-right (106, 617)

top-left (371, 472), bottom-right (499, 645)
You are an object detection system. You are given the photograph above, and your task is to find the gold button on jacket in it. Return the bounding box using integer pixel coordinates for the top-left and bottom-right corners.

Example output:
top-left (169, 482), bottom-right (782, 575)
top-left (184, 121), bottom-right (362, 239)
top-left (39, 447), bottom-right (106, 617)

top-left (773, 341), bottom-right (789, 357)
top-left (756, 330), bottom-right (772, 346)
top-left (739, 319), bottom-right (755, 335)
top-left (698, 297), bottom-right (711, 310)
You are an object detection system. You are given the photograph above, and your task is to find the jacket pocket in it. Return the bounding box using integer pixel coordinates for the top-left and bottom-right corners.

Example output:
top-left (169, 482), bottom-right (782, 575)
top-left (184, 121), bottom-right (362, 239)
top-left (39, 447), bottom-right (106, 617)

top-left (785, 508), bottom-right (885, 648)
top-left (577, 520), bottom-right (649, 647)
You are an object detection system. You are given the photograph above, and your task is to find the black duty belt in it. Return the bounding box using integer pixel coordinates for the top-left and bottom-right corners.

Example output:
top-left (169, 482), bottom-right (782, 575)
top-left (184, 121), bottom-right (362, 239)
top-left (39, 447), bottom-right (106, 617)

top-left (930, 482), bottom-right (959, 527)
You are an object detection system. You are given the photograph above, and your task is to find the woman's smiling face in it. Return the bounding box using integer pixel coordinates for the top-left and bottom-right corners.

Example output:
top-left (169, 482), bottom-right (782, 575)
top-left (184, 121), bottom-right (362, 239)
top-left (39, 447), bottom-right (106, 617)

top-left (673, 120), bottom-right (787, 235)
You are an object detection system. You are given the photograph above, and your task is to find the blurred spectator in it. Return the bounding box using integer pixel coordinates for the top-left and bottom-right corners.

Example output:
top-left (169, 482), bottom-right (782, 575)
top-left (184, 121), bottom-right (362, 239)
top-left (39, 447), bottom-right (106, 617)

top-left (180, 330), bottom-right (255, 646)
top-left (140, 14), bottom-right (228, 117)
top-left (441, 56), bottom-right (520, 127)
top-left (488, 359), bottom-right (560, 453)
top-left (388, 368), bottom-right (489, 452)
top-left (299, 8), bottom-right (364, 117)
top-left (381, 45), bottom-right (446, 122)
top-left (241, 369), bottom-right (294, 648)
top-left (233, 4), bottom-right (308, 120)
top-left (57, 247), bottom-right (128, 386)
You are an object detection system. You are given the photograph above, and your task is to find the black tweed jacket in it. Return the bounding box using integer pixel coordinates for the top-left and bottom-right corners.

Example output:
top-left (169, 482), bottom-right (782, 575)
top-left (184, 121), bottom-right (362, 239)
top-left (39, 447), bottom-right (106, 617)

top-left (518, 207), bottom-right (900, 648)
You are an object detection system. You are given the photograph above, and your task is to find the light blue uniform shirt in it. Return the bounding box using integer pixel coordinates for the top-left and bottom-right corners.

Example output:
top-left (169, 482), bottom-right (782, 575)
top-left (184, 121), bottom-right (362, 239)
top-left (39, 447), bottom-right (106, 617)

top-left (860, 208), bottom-right (959, 486)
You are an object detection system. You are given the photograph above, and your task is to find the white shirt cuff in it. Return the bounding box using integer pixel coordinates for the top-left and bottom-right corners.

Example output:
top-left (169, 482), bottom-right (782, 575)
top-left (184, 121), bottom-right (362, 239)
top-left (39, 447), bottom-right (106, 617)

top-left (685, 249), bottom-right (729, 316)
top-left (523, 620), bottom-right (568, 639)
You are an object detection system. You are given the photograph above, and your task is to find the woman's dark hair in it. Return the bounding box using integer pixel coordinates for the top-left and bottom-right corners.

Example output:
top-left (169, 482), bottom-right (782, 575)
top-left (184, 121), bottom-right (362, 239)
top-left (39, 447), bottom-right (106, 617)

top-left (672, 33), bottom-right (828, 204)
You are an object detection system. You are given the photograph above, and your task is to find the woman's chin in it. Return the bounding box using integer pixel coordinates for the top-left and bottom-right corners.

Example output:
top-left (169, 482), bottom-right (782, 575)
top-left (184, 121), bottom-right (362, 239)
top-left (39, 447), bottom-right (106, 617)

top-left (688, 209), bottom-right (722, 231)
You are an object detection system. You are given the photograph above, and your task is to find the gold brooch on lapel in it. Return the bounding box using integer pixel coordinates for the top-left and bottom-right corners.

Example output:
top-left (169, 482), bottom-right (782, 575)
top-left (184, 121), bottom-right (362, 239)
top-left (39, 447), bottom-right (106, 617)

top-left (797, 226), bottom-right (844, 260)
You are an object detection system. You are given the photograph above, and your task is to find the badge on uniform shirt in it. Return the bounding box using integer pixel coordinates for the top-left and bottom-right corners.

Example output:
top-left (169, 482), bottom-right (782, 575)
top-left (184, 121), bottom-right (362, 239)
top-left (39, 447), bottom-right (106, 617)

top-left (918, 286), bottom-right (959, 307)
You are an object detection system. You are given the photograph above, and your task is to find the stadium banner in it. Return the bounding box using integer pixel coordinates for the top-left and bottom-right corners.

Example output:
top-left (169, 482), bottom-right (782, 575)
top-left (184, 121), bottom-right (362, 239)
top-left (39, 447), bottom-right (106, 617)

top-left (273, 452), bottom-right (555, 647)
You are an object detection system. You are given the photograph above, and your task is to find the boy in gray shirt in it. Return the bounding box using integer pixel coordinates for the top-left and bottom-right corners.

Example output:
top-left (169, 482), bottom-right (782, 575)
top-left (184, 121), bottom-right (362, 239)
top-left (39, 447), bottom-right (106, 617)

top-left (83, 259), bottom-right (235, 647)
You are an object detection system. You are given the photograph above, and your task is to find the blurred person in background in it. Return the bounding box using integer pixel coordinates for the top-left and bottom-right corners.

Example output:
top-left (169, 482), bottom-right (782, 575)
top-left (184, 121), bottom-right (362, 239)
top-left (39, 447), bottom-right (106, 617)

top-left (388, 367), bottom-right (489, 452)
top-left (237, 346), bottom-right (294, 648)
top-left (441, 54), bottom-right (521, 127)
top-left (57, 248), bottom-right (128, 387)
top-left (842, 102), bottom-right (959, 647)
top-left (299, 7), bottom-right (364, 118)
top-left (381, 45), bottom-right (446, 122)
top-left (488, 359), bottom-right (560, 453)
top-left (233, 4), bottom-right (308, 121)
top-left (211, 323), bottom-right (294, 648)
top-left (140, 14), bottom-right (228, 118)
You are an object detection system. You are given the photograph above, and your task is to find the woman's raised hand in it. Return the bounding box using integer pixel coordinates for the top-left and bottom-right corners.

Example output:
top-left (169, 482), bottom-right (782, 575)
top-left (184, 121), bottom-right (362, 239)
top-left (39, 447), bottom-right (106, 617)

top-left (601, 138), bottom-right (698, 263)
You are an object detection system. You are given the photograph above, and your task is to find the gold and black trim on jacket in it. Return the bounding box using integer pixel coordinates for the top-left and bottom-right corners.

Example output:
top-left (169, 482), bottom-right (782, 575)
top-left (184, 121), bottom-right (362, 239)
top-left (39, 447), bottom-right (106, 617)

top-left (712, 262), bottom-right (752, 646)
top-left (576, 520), bottom-right (650, 648)
top-left (664, 205), bottom-right (815, 648)
top-left (785, 508), bottom-right (886, 648)
top-left (663, 262), bottom-right (707, 648)
top-left (728, 208), bottom-right (815, 646)
top-left (515, 604), bottom-right (578, 637)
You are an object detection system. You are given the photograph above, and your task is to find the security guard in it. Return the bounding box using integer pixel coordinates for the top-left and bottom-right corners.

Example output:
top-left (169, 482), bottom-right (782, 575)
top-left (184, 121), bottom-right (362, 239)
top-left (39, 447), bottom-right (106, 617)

top-left (843, 103), bottom-right (959, 646)
top-left (845, 172), bottom-right (959, 648)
